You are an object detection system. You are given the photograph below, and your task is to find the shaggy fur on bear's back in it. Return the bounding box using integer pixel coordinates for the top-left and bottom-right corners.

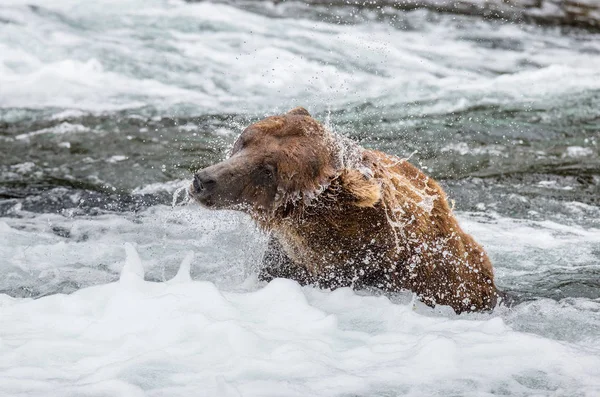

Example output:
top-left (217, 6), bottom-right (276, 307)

top-left (190, 107), bottom-right (499, 313)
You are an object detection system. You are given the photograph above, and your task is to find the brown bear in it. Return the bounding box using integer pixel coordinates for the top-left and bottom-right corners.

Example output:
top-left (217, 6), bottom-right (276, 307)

top-left (189, 107), bottom-right (500, 313)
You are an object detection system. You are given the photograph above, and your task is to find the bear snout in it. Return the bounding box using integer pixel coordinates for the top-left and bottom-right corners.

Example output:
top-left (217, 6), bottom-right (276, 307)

top-left (193, 173), bottom-right (216, 193)
top-left (189, 171), bottom-right (219, 207)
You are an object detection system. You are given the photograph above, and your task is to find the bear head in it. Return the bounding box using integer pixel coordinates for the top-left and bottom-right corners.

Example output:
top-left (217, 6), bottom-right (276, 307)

top-left (189, 107), bottom-right (380, 218)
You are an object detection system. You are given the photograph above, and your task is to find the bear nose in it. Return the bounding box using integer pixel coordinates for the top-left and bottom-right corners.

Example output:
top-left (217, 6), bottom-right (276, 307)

top-left (193, 173), bottom-right (216, 193)
top-left (193, 175), bottom-right (202, 192)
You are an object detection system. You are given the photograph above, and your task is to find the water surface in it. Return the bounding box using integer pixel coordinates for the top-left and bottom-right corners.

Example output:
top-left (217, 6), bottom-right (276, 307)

top-left (1, 1), bottom-right (599, 395)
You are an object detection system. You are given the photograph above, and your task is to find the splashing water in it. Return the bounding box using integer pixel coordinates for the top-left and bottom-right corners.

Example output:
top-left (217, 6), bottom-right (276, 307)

top-left (172, 184), bottom-right (191, 208)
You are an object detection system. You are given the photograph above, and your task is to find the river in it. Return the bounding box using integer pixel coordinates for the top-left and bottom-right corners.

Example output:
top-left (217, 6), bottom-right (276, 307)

top-left (1, 0), bottom-right (599, 395)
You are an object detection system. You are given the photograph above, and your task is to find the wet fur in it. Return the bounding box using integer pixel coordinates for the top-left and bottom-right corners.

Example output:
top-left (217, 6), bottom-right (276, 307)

top-left (195, 107), bottom-right (499, 313)
top-left (258, 148), bottom-right (498, 313)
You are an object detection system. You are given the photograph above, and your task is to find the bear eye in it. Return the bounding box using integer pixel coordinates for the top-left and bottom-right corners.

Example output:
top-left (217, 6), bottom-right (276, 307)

top-left (262, 165), bottom-right (275, 179)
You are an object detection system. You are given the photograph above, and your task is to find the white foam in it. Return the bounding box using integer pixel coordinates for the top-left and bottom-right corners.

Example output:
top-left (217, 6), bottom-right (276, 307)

top-left (0, 243), bottom-right (599, 396)
top-left (564, 146), bottom-right (594, 158)
top-left (1, 1), bottom-right (598, 114)
top-left (106, 155), bottom-right (129, 163)
top-left (10, 162), bottom-right (36, 173)
top-left (14, 122), bottom-right (89, 140)
top-left (168, 251), bottom-right (193, 284)
top-left (121, 242), bottom-right (145, 281)
top-left (462, 213), bottom-right (600, 254)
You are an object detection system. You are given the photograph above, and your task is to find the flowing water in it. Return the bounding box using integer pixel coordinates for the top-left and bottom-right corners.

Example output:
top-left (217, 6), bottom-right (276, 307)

top-left (1, 0), bottom-right (600, 395)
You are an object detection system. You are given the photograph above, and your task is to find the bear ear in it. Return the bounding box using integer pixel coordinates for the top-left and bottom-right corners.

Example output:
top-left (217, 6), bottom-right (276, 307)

top-left (287, 107), bottom-right (311, 117)
top-left (340, 169), bottom-right (381, 208)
